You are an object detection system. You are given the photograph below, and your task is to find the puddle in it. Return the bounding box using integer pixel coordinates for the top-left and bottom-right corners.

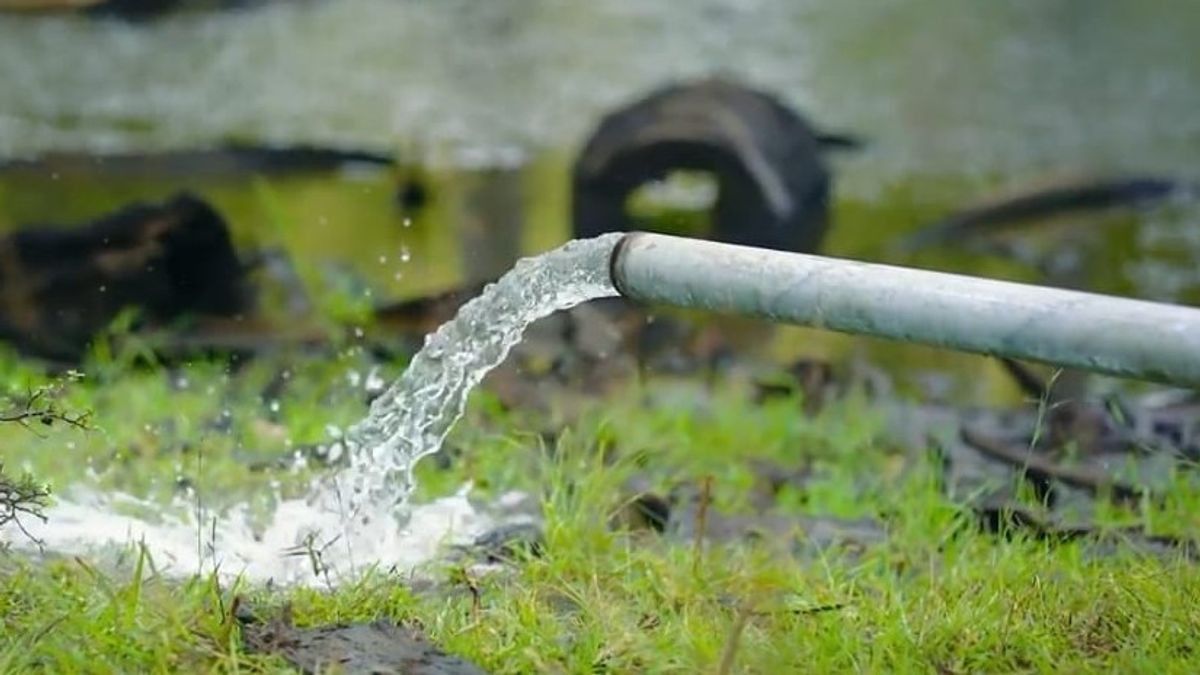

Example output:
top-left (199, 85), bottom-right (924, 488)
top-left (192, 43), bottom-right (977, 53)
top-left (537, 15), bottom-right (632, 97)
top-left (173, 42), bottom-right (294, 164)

top-left (2, 1), bottom-right (1200, 191)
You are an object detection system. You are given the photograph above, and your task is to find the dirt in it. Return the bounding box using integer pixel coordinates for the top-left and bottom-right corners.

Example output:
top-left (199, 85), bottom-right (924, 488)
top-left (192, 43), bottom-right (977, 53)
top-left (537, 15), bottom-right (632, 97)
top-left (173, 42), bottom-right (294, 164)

top-left (240, 607), bottom-right (488, 675)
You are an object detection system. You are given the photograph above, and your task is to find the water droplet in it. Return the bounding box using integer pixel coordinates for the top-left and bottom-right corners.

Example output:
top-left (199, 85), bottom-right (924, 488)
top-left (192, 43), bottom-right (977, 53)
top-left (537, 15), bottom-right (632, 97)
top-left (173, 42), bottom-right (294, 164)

top-left (17, 233), bottom-right (622, 586)
top-left (331, 232), bottom-right (622, 524)
top-left (269, 400), bottom-right (280, 413)
top-left (402, 217), bottom-right (412, 228)
top-left (364, 367), bottom-right (385, 393)
top-left (400, 247), bottom-right (411, 263)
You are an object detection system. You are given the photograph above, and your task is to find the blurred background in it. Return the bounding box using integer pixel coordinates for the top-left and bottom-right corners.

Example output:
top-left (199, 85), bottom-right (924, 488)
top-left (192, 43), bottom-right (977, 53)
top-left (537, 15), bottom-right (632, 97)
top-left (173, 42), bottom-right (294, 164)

top-left (2, 0), bottom-right (1199, 402)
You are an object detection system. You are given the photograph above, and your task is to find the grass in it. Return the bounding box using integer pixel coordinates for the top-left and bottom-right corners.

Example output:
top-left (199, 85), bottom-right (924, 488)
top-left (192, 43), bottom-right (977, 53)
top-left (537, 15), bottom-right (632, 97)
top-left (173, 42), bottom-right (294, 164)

top-left (0, 340), bottom-right (1198, 673)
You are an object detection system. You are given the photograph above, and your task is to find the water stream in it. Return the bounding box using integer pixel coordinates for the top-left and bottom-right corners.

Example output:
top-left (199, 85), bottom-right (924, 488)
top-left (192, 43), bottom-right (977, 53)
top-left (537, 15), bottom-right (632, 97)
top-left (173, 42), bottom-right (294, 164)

top-left (336, 233), bottom-right (622, 518)
top-left (18, 234), bottom-right (624, 585)
top-left (7, 0), bottom-right (1200, 582)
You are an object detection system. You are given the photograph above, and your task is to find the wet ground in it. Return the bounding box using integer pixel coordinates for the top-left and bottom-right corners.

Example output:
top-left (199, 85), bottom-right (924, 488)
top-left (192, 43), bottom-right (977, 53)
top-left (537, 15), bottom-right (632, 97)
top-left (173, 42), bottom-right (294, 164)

top-left (2, 5), bottom-right (1199, 671)
top-left (239, 606), bottom-right (488, 675)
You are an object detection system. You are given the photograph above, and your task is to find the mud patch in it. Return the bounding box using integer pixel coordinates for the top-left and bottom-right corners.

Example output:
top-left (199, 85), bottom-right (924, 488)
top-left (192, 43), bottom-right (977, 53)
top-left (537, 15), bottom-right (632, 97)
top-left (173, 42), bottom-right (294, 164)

top-left (241, 608), bottom-right (488, 675)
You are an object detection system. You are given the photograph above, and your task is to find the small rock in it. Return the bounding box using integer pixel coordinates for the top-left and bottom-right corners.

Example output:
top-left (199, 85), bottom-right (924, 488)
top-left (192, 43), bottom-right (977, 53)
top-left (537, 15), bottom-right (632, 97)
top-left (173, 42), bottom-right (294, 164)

top-left (610, 486), bottom-right (671, 533)
top-left (242, 617), bottom-right (488, 675)
top-left (470, 521), bottom-right (543, 562)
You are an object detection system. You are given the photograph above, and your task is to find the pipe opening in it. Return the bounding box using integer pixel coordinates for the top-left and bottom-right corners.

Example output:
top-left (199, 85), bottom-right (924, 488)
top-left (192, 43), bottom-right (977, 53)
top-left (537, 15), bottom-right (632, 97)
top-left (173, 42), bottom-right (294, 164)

top-left (608, 232), bottom-right (642, 300)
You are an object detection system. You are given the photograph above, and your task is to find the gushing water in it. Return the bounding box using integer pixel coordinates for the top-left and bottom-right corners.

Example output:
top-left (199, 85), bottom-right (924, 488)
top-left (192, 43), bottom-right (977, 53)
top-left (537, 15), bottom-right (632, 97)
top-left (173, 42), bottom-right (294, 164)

top-left (13, 234), bottom-right (624, 585)
top-left (334, 232), bottom-right (623, 524)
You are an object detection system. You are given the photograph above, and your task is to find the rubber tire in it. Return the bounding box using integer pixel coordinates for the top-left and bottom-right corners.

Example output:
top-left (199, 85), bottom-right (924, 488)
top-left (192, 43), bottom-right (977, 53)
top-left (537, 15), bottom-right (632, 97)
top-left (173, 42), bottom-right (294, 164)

top-left (572, 77), bottom-right (831, 254)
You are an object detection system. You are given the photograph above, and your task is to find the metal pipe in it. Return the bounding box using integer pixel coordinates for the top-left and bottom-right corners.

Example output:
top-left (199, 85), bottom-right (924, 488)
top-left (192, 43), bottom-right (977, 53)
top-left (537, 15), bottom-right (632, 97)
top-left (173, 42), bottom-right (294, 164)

top-left (609, 232), bottom-right (1200, 388)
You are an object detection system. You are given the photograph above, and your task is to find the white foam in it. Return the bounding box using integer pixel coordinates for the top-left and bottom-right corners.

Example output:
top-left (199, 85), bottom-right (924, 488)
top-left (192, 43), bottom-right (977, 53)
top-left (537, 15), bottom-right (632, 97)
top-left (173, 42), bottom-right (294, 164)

top-left (11, 483), bottom-right (491, 586)
top-left (3, 236), bottom-right (623, 586)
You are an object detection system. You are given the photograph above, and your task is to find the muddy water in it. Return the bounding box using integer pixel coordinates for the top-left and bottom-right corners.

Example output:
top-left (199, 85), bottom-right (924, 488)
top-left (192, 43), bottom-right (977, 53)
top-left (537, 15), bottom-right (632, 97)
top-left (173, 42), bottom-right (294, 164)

top-left (1, 0), bottom-right (1200, 401)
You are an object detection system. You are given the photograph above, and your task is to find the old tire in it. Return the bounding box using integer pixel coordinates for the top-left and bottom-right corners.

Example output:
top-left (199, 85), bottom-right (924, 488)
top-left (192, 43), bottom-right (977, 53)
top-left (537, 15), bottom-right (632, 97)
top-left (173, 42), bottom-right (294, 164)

top-left (572, 78), bottom-right (831, 253)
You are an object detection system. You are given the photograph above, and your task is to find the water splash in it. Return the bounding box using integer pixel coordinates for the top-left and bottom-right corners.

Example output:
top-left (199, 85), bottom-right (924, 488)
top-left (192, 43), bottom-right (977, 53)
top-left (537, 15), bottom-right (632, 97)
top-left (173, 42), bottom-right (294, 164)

top-left (332, 232), bottom-right (623, 522)
top-left (13, 234), bottom-right (624, 584)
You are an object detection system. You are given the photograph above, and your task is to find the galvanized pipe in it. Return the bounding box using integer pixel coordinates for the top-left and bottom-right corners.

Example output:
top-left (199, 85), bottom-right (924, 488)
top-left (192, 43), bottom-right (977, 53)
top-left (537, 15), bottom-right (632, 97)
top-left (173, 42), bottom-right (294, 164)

top-left (609, 232), bottom-right (1200, 387)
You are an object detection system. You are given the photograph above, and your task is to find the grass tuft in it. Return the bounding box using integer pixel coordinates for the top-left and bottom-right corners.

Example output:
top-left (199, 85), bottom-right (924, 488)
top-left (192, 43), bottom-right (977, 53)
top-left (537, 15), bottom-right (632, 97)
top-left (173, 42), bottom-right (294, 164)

top-left (0, 352), bottom-right (1196, 672)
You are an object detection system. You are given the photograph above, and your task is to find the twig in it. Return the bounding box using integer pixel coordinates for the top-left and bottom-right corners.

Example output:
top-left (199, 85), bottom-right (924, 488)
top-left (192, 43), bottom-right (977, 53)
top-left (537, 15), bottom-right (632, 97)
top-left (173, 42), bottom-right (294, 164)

top-left (997, 358), bottom-right (1050, 401)
top-left (693, 475), bottom-right (714, 576)
top-left (0, 380), bottom-right (92, 436)
top-left (961, 427), bottom-right (1149, 505)
top-left (0, 376), bottom-right (89, 545)
top-left (0, 408), bottom-right (91, 432)
top-left (0, 466), bottom-right (51, 547)
top-left (973, 498), bottom-right (1198, 557)
top-left (716, 602), bottom-right (753, 675)
top-left (759, 602), bottom-right (847, 617)
top-left (449, 566), bottom-right (482, 621)
top-left (282, 531), bottom-right (342, 583)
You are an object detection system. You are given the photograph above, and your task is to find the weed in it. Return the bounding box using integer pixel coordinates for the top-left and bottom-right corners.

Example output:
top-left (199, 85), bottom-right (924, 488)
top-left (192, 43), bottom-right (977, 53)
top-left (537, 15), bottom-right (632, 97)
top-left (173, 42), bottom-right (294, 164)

top-left (0, 353), bottom-right (1195, 672)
